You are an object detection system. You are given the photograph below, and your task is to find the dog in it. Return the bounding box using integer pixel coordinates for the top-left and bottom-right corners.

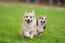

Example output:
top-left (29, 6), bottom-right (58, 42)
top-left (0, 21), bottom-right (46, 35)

top-left (21, 10), bottom-right (37, 39)
top-left (37, 16), bottom-right (47, 36)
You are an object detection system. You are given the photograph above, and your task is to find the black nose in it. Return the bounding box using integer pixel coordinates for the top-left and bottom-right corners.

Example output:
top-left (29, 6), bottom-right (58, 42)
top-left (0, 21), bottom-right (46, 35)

top-left (28, 19), bottom-right (30, 21)
top-left (44, 21), bottom-right (45, 23)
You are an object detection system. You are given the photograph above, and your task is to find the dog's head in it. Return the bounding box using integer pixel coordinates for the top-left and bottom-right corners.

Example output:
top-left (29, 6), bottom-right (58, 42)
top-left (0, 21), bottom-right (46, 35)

top-left (38, 16), bottom-right (47, 25)
top-left (24, 10), bottom-right (35, 24)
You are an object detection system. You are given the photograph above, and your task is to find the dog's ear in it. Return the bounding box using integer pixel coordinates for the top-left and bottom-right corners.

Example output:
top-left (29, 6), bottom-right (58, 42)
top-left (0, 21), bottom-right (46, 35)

top-left (24, 11), bottom-right (27, 15)
top-left (32, 10), bottom-right (35, 16)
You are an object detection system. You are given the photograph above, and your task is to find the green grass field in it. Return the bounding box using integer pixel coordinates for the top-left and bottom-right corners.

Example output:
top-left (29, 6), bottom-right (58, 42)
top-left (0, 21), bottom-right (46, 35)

top-left (0, 3), bottom-right (65, 43)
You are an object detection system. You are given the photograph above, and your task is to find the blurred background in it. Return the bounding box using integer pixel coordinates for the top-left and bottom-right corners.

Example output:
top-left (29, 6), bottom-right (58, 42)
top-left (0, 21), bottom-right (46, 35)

top-left (0, 0), bottom-right (65, 43)
top-left (0, 0), bottom-right (65, 7)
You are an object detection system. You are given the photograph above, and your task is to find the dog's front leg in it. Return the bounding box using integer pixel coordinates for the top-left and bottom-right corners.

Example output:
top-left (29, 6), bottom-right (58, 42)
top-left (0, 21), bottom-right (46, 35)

top-left (30, 29), bottom-right (37, 39)
top-left (39, 32), bottom-right (43, 36)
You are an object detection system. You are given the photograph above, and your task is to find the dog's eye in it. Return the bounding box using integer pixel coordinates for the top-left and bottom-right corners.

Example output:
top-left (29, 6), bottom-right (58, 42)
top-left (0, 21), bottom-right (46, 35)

top-left (42, 18), bottom-right (43, 19)
top-left (24, 16), bottom-right (25, 18)
top-left (26, 16), bottom-right (28, 18)
top-left (30, 16), bottom-right (32, 18)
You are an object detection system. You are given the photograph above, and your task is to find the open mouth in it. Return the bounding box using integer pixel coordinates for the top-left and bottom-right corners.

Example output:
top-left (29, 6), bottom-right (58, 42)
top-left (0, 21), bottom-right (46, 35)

top-left (25, 19), bottom-right (32, 24)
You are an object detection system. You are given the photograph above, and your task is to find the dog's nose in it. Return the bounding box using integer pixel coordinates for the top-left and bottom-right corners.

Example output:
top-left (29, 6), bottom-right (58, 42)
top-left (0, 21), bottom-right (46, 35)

top-left (43, 21), bottom-right (45, 23)
top-left (44, 21), bottom-right (45, 23)
top-left (28, 19), bottom-right (30, 21)
top-left (41, 21), bottom-right (45, 23)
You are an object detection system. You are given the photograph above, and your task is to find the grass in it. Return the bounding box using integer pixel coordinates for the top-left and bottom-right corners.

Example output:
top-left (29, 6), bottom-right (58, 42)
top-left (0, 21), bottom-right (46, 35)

top-left (0, 2), bottom-right (65, 43)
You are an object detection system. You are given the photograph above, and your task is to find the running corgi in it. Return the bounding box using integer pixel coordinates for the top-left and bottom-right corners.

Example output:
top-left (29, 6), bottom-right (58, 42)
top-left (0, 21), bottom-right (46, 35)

top-left (21, 10), bottom-right (37, 39)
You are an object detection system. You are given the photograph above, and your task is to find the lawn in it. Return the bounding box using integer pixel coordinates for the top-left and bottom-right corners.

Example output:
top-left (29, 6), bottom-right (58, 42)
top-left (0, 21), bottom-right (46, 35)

top-left (0, 2), bottom-right (65, 43)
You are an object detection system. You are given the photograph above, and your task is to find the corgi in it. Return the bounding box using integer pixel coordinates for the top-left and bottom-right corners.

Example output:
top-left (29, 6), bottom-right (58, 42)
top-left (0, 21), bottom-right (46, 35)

top-left (21, 10), bottom-right (37, 39)
top-left (37, 16), bottom-right (47, 36)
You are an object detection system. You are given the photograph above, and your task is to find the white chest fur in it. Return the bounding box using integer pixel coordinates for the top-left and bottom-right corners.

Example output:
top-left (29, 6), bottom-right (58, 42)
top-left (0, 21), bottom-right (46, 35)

top-left (37, 22), bottom-right (46, 32)
top-left (25, 19), bottom-right (36, 32)
top-left (37, 25), bottom-right (44, 32)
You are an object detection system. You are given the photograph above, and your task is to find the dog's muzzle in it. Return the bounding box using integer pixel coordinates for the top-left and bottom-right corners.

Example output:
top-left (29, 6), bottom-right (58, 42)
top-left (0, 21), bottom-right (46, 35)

top-left (41, 21), bottom-right (45, 24)
top-left (26, 19), bottom-right (32, 24)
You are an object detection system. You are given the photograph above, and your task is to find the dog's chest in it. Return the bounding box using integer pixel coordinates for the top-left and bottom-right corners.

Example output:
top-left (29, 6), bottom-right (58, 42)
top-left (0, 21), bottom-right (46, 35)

top-left (37, 23), bottom-right (46, 32)
top-left (26, 24), bottom-right (35, 32)
top-left (28, 24), bottom-right (33, 29)
top-left (38, 26), bottom-right (44, 32)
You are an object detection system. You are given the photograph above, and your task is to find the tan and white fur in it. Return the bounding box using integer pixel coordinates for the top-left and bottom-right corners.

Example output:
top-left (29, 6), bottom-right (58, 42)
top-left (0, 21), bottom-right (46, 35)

top-left (21, 10), bottom-right (37, 39)
top-left (37, 16), bottom-right (47, 36)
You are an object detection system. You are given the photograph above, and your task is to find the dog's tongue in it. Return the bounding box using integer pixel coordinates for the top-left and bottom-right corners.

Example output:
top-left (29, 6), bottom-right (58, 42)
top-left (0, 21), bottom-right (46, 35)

top-left (26, 20), bottom-right (32, 24)
top-left (27, 21), bottom-right (31, 24)
top-left (27, 22), bottom-right (30, 24)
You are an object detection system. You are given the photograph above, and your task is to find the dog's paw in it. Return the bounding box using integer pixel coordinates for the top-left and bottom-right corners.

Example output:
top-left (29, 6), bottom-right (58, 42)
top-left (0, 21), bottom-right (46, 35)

top-left (24, 32), bottom-right (31, 37)
top-left (26, 34), bottom-right (31, 37)
top-left (30, 35), bottom-right (33, 39)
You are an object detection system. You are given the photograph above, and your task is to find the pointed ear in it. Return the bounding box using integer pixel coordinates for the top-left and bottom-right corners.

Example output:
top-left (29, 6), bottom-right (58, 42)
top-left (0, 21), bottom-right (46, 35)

top-left (32, 10), bottom-right (35, 15)
top-left (24, 11), bottom-right (27, 15)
